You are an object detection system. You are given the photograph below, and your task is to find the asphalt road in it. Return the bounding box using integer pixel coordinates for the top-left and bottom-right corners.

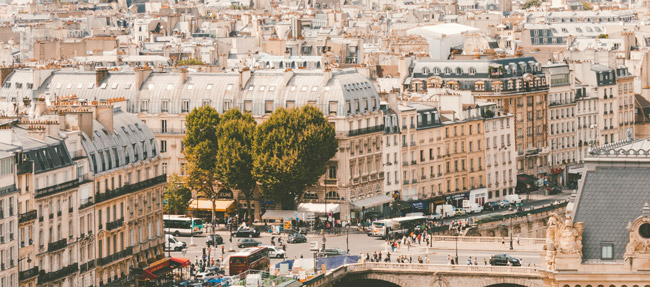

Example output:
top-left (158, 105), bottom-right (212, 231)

top-left (168, 192), bottom-right (569, 272)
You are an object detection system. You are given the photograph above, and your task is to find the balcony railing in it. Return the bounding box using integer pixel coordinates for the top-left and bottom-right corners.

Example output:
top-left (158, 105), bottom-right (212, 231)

top-left (348, 125), bottom-right (385, 137)
top-left (18, 210), bottom-right (37, 224)
top-left (323, 179), bottom-right (337, 186)
top-left (95, 175), bottom-right (167, 204)
top-left (106, 218), bottom-right (124, 231)
top-left (48, 238), bottom-right (67, 253)
top-left (150, 127), bottom-right (186, 134)
top-left (0, 184), bottom-right (17, 197)
top-left (36, 180), bottom-right (81, 199)
top-left (19, 266), bottom-right (39, 281)
top-left (97, 247), bottom-right (133, 266)
top-left (80, 261), bottom-right (96, 273)
top-left (38, 263), bottom-right (78, 285)
top-left (79, 197), bottom-right (94, 210)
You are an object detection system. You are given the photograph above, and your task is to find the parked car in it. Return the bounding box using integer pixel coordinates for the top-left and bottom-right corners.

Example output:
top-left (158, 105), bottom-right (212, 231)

top-left (548, 186), bottom-right (562, 195)
top-left (320, 248), bottom-right (348, 257)
top-left (232, 227), bottom-right (260, 238)
top-left (264, 245), bottom-right (286, 258)
top-left (498, 200), bottom-right (511, 208)
top-left (489, 254), bottom-right (521, 266)
top-left (484, 201), bottom-right (501, 211)
top-left (206, 234), bottom-right (223, 247)
top-left (237, 238), bottom-right (261, 248)
top-left (454, 208), bottom-right (467, 216)
top-left (288, 233), bottom-right (307, 243)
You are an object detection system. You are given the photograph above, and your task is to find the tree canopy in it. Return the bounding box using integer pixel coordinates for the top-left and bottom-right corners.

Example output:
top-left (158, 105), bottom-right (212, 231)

top-left (163, 175), bottom-right (192, 214)
top-left (253, 106), bottom-right (338, 209)
top-left (215, 108), bottom-right (257, 220)
top-left (522, 0), bottom-right (541, 9)
top-left (183, 106), bottom-right (220, 220)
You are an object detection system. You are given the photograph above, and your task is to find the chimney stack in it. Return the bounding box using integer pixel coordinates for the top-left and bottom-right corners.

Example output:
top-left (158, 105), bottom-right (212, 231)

top-left (96, 68), bottom-right (109, 87)
top-left (180, 68), bottom-right (189, 84)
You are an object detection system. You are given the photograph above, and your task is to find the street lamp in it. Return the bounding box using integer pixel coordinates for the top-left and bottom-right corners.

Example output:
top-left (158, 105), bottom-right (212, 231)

top-left (345, 225), bottom-right (350, 253)
top-left (454, 231), bottom-right (459, 265)
top-left (509, 208), bottom-right (514, 251)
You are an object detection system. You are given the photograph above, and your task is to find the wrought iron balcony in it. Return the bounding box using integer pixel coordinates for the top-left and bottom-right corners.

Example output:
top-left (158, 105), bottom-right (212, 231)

top-left (36, 180), bottom-right (80, 199)
top-left (106, 218), bottom-right (124, 231)
top-left (38, 263), bottom-right (78, 285)
top-left (348, 125), bottom-right (385, 137)
top-left (17, 160), bottom-right (33, 175)
top-left (97, 247), bottom-right (133, 266)
top-left (18, 210), bottom-right (37, 224)
top-left (95, 175), bottom-right (166, 204)
top-left (47, 238), bottom-right (67, 253)
top-left (19, 266), bottom-right (39, 281)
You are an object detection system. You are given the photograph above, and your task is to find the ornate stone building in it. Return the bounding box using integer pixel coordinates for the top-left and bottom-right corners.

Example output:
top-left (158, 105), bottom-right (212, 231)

top-left (542, 139), bottom-right (650, 286)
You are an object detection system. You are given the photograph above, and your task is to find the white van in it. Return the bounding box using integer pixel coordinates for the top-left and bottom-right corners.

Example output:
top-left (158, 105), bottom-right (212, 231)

top-left (435, 204), bottom-right (455, 218)
top-left (505, 194), bottom-right (522, 205)
top-left (245, 274), bottom-right (263, 287)
top-left (164, 234), bottom-right (185, 251)
top-left (467, 202), bottom-right (483, 214)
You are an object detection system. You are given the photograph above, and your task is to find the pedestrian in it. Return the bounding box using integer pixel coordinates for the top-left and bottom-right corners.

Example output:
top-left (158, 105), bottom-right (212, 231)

top-left (271, 236), bottom-right (275, 246)
top-left (426, 257), bottom-right (430, 264)
top-left (447, 254), bottom-right (451, 265)
top-left (516, 235), bottom-right (520, 246)
top-left (473, 257), bottom-right (478, 265)
top-left (501, 237), bottom-right (505, 245)
top-left (483, 258), bottom-right (488, 265)
top-left (467, 257), bottom-right (472, 265)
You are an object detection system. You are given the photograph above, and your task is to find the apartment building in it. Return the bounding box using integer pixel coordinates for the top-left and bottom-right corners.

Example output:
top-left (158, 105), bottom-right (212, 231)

top-left (0, 68), bottom-right (382, 222)
top-left (543, 64), bottom-right (577, 185)
top-left (407, 57), bottom-right (549, 178)
top-left (0, 97), bottom-right (166, 287)
top-left (0, 152), bottom-right (18, 287)
top-left (399, 103), bottom-right (445, 206)
top-left (575, 86), bottom-right (599, 163)
top-left (484, 112), bottom-right (516, 200)
top-left (573, 63), bottom-right (635, 145)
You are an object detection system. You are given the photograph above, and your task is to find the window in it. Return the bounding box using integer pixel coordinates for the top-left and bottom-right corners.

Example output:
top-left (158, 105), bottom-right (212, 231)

top-left (264, 100), bottom-right (273, 114)
top-left (182, 100), bottom-right (190, 113)
top-left (601, 244), bottom-right (613, 260)
top-left (244, 100), bottom-right (252, 112)
top-left (325, 191), bottom-right (340, 200)
top-left (160, 140), bottom-right (167, 153)
top-left (329, 101), bottom-right (337, 116)
top-left (140, 100), bottom-right (149, 113)
top-left (161, 100), bottom-right (170, 113)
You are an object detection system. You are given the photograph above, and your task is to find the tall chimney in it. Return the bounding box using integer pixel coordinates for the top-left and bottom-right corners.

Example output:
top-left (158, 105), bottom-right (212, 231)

top-left (96, 68), bottom-right (109, 87)
top-left (180, 68), bottom-right (189, 84)
top-left (239, 67), bottom-right (252, 90)
top-left (134, 67), bottom-right (153, 90)
top-left (95, 105), bottom-right (114, 133)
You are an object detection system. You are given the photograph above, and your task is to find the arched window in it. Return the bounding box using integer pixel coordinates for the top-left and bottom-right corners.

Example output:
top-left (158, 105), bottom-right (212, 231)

top-left (422, 67), bottom-right (430, 75)
top-left (433, 67), bottom-right (441, 74)
top-left (444, 67), bottom-right (452, 75)
top-left (469, 67), bottom-right (476, 75)
top-left (326, 191), bottom-right (340, 200)
top-left (456, 67), bottom-right (463, 75)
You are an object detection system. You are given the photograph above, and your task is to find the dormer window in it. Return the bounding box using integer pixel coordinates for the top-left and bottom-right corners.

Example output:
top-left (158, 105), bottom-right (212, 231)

top-left (601, 243), bottom-right (613, 260)
top-left (469, 67), bottom-right (476, 75)
top-left (456, 67), bottom-right (463, 75)
top-left (433, 67), bottom-right (441, 75)
top-left (422, 67), bottom-right (430, 75)
top-left (444, 67), bottom-right (452, 75)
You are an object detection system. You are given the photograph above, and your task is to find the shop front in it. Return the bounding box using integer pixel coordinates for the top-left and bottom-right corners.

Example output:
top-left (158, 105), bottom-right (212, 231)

top-left (187, 199), bottom-right (237, 223)
top-left (468, 188), bottom-right (488, 206)
top-left (430, 196), bottom-right (446, 215)
top-left (446, 192), bottom-right (469, 208)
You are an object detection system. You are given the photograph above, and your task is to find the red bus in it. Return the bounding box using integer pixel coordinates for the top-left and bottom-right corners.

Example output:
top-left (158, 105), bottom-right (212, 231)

top-left (229, 247), bottom-right (270, 276)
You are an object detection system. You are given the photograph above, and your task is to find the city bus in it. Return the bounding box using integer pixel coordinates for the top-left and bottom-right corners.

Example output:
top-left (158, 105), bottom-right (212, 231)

top-left (228, 247), bottom-right (270, 276)
top-left (371, 215), bottom-right (427, 238)
top-left (163, 215), bottom-right (203, 236)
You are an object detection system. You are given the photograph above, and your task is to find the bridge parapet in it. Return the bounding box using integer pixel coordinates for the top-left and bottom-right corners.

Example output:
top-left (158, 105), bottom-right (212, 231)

top-left (304, 262), bottom-right (543, 287)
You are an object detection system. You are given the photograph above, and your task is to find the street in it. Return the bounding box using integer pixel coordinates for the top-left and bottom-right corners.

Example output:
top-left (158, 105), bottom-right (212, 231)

top-left (167, 192), bottom-right (568, 273)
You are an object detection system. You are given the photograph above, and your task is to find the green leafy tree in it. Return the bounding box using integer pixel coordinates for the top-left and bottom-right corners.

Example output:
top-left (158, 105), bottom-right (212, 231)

top-left (522, 0), bottom-right (541, 8)
top-left (253, 106), bottom-right (338, 209)
top-left (183, 106), bottom-right (220, 223)
top-left (582, 1), bottom-right (593, 10)
top-left (163, 175), bottom-right (192, 214)
top-left (215, 109), bottom-right (257, 222)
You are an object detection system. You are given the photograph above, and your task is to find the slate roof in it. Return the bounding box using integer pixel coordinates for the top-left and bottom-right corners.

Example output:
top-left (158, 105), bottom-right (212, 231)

top-left (573, 167), bottom-right (650, 261)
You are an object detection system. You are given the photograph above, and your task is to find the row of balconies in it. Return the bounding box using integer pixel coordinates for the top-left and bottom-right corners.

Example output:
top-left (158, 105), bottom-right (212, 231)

top-left (349, 125), bottom-right (385, 137)
top-left (37, 263), bottom-right (78, 285)
top-left (35, 180), bottom-right (81, 199)
top-left (97, 247), bottom-right (133, 267)
top-left (95, 174), bottom-right (166, 204)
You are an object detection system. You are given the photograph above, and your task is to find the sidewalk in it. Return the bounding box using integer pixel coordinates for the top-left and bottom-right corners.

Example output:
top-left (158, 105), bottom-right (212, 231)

top-left (383, 239), bottom-right (544, 254)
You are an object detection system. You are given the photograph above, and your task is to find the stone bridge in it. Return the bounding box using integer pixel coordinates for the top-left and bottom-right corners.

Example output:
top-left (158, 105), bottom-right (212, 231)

top-left (304, 262), bottom-right (543, 287)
